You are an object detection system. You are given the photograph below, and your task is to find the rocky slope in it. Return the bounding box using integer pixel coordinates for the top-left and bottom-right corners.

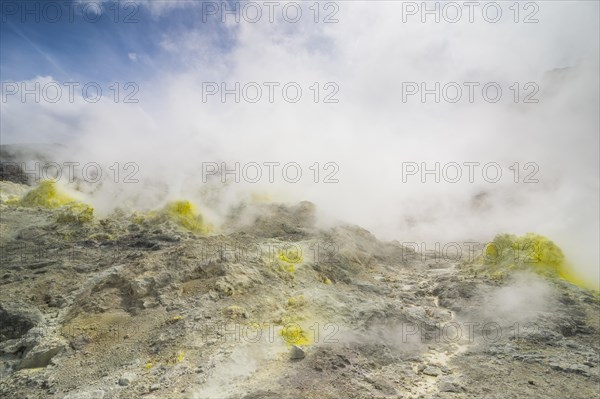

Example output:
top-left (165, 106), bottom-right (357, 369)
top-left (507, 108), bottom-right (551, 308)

top-left (0, 181), bottom-right (598, 399)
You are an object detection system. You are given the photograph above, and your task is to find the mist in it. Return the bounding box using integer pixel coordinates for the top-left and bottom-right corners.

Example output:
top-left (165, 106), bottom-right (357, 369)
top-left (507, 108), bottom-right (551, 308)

top-left (2, 1), bottom-right (598, 287)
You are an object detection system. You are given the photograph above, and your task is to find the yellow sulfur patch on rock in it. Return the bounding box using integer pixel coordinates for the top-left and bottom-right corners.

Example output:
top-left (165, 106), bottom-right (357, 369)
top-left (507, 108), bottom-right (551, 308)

top-left (163, 200), bottom-right (212, 234)
top-left (20, 180), bottom-right (75, 208)
top-left (287, 295), bottom-right (307, 308)
top-left (275, 246), bottom-right (303, 273)
top-left (280, 323), bottom-right (311, 346)
top-left (19, 181), bottom-right (95, 224)
top-left (57, 203), bottom-right (95, 224)
top-left (479, 233), bottom-right (591, 288)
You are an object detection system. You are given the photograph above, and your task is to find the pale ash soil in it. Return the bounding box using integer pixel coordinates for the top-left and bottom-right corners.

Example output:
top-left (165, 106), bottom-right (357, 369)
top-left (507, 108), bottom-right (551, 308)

top-left (0, 186), bottom-right (599, 398)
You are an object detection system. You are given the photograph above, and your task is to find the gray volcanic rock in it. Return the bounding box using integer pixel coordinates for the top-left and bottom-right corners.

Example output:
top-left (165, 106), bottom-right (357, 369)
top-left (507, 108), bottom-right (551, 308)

top-left (0, 188), bottom-right (598, 398)
top-left (290, 345), bottom-right (306, 360)
top-left (0, 302), bottom-right (43, 341)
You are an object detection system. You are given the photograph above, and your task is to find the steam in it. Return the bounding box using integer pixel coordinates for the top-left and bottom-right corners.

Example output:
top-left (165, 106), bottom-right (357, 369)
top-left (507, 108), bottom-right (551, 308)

top-left (2, 2), bottom-right (598, 286)
top-left (194, 342), bottom-right (285, 399)
top-left (467, 272), bottom-right (557, 325)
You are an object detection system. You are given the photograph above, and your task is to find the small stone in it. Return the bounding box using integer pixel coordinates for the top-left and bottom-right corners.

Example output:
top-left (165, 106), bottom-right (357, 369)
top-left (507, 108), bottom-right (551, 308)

top-left (118, 373), bottom-right (135, 386)
top-left (63, 389), bottom-right (106, 399)
top-left (439, 380), bottom-right (463, 393)
top-left (70, 335), bottom-right (90, 351)
top-left (422, 366), bottom-right (441, 377)
top-left (150, 384), bottom-right (160, 392)
top-left (290, 345), bottom-right (305, 360)
top-left (18, 345), bottom-right (64, 370)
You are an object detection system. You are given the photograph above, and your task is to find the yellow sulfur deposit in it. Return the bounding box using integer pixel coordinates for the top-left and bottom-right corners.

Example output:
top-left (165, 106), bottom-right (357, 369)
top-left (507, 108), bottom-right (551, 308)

top-left (278, 247), bottom-right (303, 264)
top-left (19, 181), bottom-right (95, 224)
top-left (481, 233), bottom-right (586, 287)
top-left (130, 211), bottom-right (146, 224)
top-left (165, 315), bottom-right (185, 325)
top-left (276, 246), bottom-right (303, 273)
top-left (20, 180), bottom-right (75, 208)
top-left (280, 323), bottom-right (311, 346)
top-left (287, 295), bottom-right (307, 308)
top-left (163, 200), bottom-right (212, 234)
top-left (144, 351), bottom-right (185, 370)
top-left (57, 203), bottom-right (95, 224)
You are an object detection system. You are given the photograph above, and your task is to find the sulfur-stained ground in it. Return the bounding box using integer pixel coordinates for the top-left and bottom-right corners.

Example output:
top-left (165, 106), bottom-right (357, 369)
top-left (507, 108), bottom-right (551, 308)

top-left (0, 182), bottom-right (599, 399)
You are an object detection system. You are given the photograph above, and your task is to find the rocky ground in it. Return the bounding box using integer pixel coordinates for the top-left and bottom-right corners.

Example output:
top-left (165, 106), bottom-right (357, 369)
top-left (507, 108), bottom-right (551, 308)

top-left (0, 180), bottom-right (599, 399)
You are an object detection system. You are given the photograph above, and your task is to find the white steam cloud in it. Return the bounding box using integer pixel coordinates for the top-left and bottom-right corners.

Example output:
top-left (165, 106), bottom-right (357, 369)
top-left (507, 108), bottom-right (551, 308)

top-left (2, 1), bottom-right (598, 286)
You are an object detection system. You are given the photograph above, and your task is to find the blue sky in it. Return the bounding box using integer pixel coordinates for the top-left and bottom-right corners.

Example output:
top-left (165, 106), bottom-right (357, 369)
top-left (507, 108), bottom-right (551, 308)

top-left (0, 1), bottom-right (236, 83)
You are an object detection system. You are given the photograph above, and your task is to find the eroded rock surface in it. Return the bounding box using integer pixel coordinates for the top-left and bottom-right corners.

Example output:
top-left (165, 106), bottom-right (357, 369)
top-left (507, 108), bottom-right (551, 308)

top-left (0, 184), bottom-right (598, 398)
